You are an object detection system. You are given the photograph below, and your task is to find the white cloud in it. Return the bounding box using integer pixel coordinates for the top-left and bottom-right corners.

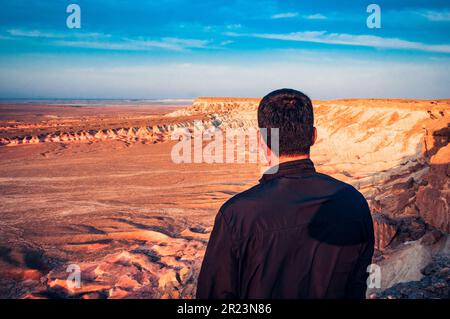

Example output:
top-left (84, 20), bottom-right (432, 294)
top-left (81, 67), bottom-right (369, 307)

top-left (225, 30), bottom-right (450, 54)
top-left (220, 40), bottom-right (234, 46)
top-left (420, 10), bottom-right (450, 22)
top-left (8, 29), bottom-right (66, 38)
top-left (53, 40), bottom-right (134, 51)
top-left (7, 29), bottom-right (108, 39)
top-left (54, 37), bottom-right (208, 51)
top-left (226, 24), bottom-right (242, 30)
top-left (160, 37), bottom-right (208, 49)
top-left (271, 12), bottom-right (298, 19)
top-left (5, 28), bottom-right (209, 52)
top-left (304, 14), bottom-right (327, 20)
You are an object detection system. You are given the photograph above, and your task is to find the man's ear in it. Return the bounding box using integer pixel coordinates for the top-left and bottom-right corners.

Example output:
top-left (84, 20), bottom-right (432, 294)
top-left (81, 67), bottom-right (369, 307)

top-left (311, 127), bottom-right (317, 147)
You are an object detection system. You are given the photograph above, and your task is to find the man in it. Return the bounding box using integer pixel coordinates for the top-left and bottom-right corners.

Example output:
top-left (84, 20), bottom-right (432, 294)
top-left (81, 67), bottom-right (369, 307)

top-left (196, 89), bottom-right (374, 299)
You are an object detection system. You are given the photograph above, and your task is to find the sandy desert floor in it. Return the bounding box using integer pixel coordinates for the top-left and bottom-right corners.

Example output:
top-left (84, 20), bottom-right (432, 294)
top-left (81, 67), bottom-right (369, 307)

top-left (0, 99), bottom-right (448, 299)
top-left (0, 103), bottom-right (260, 298)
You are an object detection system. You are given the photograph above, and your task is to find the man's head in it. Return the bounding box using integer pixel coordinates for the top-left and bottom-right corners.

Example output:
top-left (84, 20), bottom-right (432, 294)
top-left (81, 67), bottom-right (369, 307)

top-left (258, 88), bottom-right (316, 156)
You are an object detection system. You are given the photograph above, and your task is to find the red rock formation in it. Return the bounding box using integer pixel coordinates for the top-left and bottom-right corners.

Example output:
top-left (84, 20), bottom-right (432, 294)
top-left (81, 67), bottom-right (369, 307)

top-left (373, 214), bottom-right (398, 251)
top-left (417, 143), bottom-right (450, 233)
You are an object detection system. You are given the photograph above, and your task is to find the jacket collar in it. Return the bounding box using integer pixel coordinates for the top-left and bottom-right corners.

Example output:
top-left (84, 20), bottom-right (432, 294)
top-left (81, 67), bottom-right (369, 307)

top-left (259, 158), bottom-right (316, 183)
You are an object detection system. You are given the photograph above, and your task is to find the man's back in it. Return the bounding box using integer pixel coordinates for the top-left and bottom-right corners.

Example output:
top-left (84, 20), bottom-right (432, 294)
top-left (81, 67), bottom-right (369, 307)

top-left (196, 159), bottom-right (374, 299)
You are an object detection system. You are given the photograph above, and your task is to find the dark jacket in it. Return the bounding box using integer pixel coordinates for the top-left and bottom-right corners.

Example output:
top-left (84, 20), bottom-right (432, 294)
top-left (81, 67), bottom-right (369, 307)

top-left (196, 159), bottom-right (374, 299)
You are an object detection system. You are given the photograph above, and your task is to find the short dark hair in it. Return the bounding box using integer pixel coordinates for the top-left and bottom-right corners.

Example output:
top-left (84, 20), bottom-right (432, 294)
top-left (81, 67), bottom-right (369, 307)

top-left (258, 88), bottom-right (314, 156)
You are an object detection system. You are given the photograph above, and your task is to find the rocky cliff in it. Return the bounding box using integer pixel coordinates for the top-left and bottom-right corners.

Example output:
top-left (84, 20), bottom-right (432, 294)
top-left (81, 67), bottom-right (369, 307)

top-left (1, 97), bottom-right (449, 298)
top-left (166, 97), bottom-right (450, 298)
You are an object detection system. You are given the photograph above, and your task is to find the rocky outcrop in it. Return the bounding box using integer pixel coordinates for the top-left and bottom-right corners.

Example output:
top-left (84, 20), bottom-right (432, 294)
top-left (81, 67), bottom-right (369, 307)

top-left (373, 253), bottom-right (450, 299)
top-left (165, 98), bottom-right (450, 298)
top-left (19, 228), bottom-right (208, 299)
top-left (165, 97), bottom-right (260, 117)
top-left (367, 231), bottom-right (449, 297)
top-left (416, 127), bottom-right (450, 233)
top-left (373, 214), bottom-right (398, 251)
top-left (0, 124), bottom-right (188, 147)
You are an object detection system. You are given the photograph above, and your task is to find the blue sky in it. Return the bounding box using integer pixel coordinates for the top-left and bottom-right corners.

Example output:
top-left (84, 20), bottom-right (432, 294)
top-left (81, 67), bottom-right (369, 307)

top-left (0, 0), bottom-right (449, 99)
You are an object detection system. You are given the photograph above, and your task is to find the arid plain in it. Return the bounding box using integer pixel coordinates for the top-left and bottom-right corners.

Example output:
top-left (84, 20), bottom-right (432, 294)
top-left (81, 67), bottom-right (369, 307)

top-left (0, 98), bottom-right (449, 299)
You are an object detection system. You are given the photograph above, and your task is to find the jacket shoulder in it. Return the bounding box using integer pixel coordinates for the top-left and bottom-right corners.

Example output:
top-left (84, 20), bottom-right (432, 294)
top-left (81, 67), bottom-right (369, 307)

top-left (317, 173), bottom-right (367, 201)
top-left (312, 172), bottom-right (371, 221)
top-left (216, 183), bottom-right (264, 221)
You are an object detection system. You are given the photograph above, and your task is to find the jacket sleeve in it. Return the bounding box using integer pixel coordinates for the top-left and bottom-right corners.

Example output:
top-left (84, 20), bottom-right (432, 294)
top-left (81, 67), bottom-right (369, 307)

top-left (196, 208), bottom-right (239, 299)
top-left (345, 202), bottom-right (375, 299)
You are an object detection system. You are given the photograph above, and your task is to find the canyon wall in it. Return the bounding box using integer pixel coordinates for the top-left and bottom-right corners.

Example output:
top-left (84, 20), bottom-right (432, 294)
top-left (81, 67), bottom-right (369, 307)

top-left (1, 97), bottom-right (449, 298)
top-left (165, 97), bottom-right (450, 297)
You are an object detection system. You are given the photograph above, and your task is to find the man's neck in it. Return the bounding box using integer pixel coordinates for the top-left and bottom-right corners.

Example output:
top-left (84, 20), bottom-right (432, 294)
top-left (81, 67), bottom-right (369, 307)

top-left (277, 154), bottom-right (310, 165)
top-left (261, 153), bottom-right (310, 175)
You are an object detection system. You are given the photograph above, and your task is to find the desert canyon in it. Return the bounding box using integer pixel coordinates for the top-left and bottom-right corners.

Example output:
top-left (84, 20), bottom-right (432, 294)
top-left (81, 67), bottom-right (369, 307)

top-left (0, 98), bottom-right (449, 299)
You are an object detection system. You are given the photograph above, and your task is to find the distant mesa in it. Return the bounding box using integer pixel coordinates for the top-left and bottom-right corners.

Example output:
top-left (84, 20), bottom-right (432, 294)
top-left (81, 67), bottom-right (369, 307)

top-left (164, 97), bottom-right (261, 117)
